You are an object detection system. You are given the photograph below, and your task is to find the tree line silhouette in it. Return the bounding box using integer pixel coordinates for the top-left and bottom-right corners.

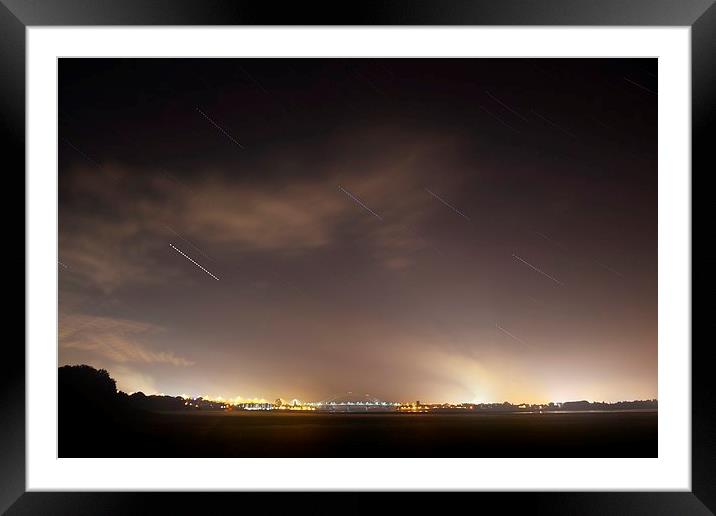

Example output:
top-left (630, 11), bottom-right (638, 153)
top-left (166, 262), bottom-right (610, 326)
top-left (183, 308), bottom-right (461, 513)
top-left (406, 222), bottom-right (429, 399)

top-left (59, 364), bottom-right (658, 415)
top-left (58, 365), bottom-right (658, 458)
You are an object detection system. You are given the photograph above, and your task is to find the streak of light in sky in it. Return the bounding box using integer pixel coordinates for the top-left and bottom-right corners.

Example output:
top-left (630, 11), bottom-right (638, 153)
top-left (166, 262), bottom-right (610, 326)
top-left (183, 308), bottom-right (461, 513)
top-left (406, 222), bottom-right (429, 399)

top-left (425, 188), bottom-right (471, 221)
top-left (338, 185), bottom-right (383, 221)
top-left (169, 243), bottom-right (220, 281)
top-left (512, 253), bottom-right (564, 286)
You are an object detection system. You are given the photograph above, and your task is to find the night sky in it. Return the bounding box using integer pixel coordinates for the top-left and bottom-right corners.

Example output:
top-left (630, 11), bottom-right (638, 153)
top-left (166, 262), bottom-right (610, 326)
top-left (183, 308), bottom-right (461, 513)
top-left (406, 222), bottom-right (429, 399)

top-left (58, 58), bottom-right (657, 403)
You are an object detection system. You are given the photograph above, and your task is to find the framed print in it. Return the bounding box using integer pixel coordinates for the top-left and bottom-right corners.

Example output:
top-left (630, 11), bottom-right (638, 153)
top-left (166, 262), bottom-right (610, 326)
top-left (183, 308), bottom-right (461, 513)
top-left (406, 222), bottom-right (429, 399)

top-left (4, 0), bottom-right (712, 513)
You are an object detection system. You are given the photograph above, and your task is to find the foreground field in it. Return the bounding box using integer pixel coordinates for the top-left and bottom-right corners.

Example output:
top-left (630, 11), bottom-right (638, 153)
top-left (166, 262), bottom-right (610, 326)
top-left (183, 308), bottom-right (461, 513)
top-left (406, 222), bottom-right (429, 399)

top-left (60, 410), bottom-right (657, 457)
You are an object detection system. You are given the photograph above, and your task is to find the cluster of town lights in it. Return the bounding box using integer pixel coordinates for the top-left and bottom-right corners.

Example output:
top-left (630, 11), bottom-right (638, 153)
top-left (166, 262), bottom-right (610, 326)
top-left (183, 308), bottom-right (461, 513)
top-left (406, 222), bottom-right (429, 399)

top-left (178, 396), bottom-right (443, 412)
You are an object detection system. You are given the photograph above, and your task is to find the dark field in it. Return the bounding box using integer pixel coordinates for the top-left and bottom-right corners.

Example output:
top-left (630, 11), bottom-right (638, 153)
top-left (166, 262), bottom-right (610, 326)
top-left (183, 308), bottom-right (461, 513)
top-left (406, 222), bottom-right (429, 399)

top-left (60, 410), bottom-right (657, 457)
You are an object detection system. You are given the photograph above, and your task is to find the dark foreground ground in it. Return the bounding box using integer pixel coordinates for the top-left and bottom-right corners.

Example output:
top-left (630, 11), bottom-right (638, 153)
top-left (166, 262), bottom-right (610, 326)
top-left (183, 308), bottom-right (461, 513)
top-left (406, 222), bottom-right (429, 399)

top-left (60, 410), bottom-right (657, 457)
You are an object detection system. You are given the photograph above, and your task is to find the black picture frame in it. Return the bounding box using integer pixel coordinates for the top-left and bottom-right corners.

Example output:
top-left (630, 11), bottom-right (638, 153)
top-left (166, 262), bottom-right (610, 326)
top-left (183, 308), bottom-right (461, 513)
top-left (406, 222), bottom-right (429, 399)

top-left (3, 0), bottom-right (711, 513)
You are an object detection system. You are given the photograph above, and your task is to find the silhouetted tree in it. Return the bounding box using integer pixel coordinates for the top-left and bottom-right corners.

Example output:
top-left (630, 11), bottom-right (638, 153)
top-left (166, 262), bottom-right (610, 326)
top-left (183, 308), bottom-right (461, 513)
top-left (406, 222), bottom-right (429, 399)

top-left (58, 365), bottom-right (123, 457)
top-left (129, 391), bottom-right (147, 402)
top-left (58, 364), bottom-right (118, 415)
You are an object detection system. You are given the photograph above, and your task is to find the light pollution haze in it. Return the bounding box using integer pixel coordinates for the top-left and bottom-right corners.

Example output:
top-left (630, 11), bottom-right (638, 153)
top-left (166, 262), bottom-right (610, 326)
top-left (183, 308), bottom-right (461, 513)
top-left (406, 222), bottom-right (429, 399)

top-left (58, 58), bottom-right (657, 404)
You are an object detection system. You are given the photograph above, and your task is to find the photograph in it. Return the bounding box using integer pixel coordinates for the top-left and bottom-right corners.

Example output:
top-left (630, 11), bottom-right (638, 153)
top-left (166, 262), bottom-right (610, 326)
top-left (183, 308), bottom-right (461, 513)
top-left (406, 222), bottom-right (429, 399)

top-left (57, 57), bottom-right (658, 458)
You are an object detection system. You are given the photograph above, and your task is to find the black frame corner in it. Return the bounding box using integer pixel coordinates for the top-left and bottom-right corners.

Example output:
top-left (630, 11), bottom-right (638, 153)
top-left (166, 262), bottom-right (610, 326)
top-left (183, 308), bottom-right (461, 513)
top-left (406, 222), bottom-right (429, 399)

top-left (4, 0), bottom-right (712, 513)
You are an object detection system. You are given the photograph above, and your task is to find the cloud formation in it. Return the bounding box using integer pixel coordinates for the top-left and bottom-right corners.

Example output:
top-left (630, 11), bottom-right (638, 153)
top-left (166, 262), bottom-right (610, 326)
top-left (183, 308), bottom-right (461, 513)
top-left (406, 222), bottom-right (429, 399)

top-left (59, 314), bottom-right (194, 367)
top-left (59, 134), bottom-right (458, 293)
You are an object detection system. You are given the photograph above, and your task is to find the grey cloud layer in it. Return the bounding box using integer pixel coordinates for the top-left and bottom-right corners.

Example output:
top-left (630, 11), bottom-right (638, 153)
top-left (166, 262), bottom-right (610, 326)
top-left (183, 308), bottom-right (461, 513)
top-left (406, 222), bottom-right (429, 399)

top-left (59, 139), bottom-right (459, 294)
